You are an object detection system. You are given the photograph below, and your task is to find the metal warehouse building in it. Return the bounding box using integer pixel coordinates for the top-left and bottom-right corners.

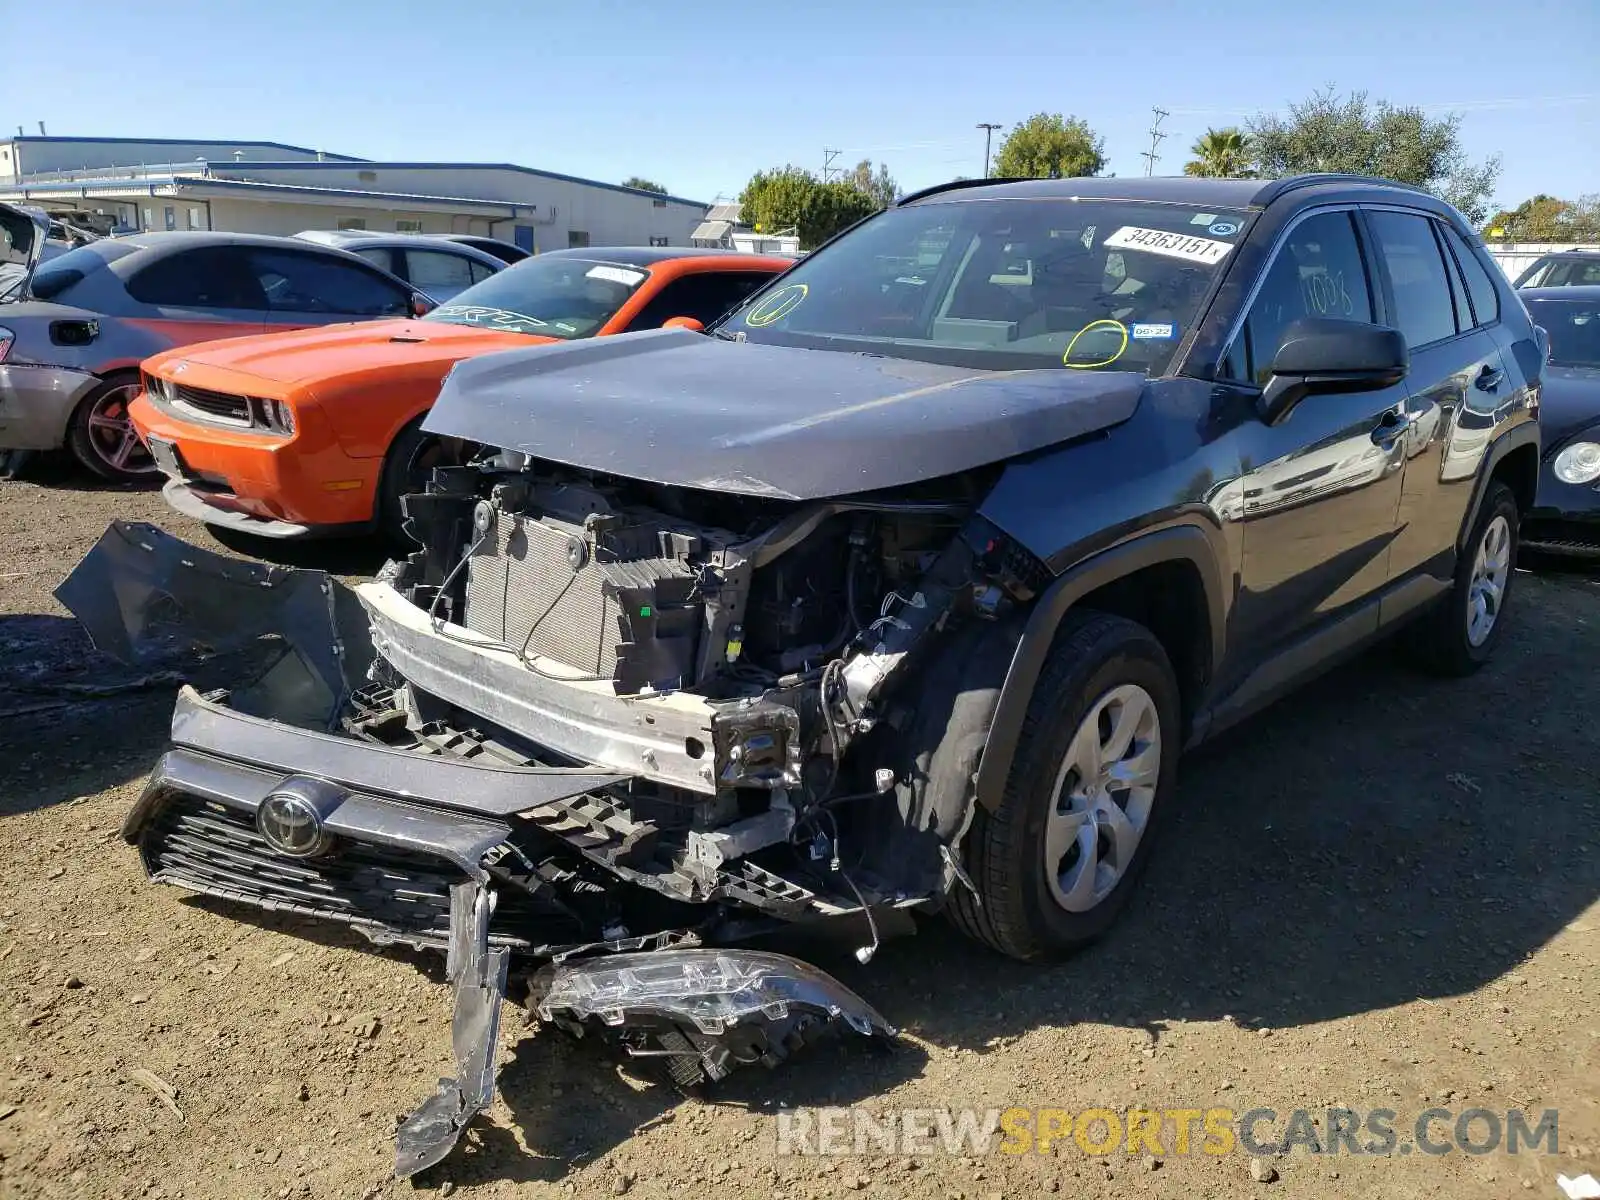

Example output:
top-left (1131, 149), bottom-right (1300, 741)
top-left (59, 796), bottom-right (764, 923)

top-left (0, 136), bottom-right (708, 252)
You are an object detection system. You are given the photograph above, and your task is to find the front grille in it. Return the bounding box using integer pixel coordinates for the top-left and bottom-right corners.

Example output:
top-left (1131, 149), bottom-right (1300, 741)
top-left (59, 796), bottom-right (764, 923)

top-left (141, 795), bottom-right (524, 948)
top-left (171, 383), bottom-right (253, 425)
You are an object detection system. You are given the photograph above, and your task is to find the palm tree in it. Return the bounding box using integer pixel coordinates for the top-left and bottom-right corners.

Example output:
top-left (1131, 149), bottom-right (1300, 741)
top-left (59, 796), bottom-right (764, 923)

top-left (1183, 128), bottom-right (1253, 178)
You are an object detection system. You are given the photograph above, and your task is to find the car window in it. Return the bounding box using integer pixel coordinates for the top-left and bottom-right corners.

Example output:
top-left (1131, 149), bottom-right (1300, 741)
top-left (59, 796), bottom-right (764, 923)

top-left (468, 259), bottom-right (497, 283)
top-left (126, 246), bottom-right (267, 309)
top-left (354, 246), bottom-right (398, 275)
top-left (716, 198), bottom-right (1249, 374)
top-left (623, 271), bottom-right (777, 332)
top-left (246, 248), bottom-right (410, 316)
top-left (405, 250), bottom-right (478, 299)
top-left (1365, 210), bottom-right (1460, 348)
top-left (26, 243), bottom-right (129, 301)
top-left (1546, 259), bottom-right (1600, 287)
top-left (423, 256), bottom-right (648, 338)
top-left (1224, 210), bottom-right (1375, 385)
top-left (1439, 225), bottom-right (1501, 326)
top-left (1438, 227), bottom-right (1472, 335)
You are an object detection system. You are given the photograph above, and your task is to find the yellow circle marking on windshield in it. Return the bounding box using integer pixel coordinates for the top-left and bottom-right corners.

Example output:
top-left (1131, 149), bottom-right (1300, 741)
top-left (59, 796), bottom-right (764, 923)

top-left (744, 283), bottom-right (808, 328)
top-left (1063, 319), bottom-right (1129, 369)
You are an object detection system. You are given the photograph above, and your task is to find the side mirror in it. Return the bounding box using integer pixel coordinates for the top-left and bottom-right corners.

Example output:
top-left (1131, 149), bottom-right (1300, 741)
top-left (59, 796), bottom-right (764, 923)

top-left (1258, 317), bottom-right (1408, 425)
top-left (662, 316), bottom-right (704, 332)
top-left (409, 291), bottom-right (434, 318)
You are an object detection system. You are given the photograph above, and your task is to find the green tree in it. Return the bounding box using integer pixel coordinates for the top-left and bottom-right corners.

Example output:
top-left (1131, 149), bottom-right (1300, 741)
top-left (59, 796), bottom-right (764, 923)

top-left (1483, 194), bottom-right (1600, 242)
top-left (1183, 128), bottom-right (1253, 178)
top-left (738, 168), bottom-right (879, 249)
top-left (621, 176), bottom-right (667, 194)
top-left (992, 113), bottom-right (1107, 180)
top-left (1246, 87), bottom-right (1501, 223)
top-left (848, 159), bottom-right (900, 209)
top-left (737, 165), bottom-right (816, 235)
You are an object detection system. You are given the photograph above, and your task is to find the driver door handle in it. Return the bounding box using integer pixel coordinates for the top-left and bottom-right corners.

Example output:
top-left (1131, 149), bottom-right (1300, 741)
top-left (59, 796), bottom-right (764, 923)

top-left (1371, 409), bottom-right (1411, 448)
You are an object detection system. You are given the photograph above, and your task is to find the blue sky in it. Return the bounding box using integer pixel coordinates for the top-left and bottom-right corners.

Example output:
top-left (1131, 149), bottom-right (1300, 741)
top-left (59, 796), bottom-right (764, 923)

top-left (2, 0), bottom-right (1595, 212)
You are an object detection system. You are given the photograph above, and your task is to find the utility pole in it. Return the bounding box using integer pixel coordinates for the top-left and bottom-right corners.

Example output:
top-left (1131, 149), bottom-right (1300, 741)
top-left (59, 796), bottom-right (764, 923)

top-left (821, 149), bottom-right (841, 183)
top-left (976, 123), bottom-right (1003, 176)
top-left (1141, 107), bottom-right (1169, 176)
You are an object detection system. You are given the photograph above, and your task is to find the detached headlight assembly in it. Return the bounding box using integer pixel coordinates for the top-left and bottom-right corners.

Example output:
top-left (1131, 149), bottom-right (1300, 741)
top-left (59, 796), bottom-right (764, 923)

top-left (1553, 441), bottom-right (1600, 485)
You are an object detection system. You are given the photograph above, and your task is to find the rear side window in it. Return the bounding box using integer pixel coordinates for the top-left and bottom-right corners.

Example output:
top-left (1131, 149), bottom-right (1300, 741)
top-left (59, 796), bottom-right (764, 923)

top-left (1365, 211), bottom-right (1460, 348)
top-left (353, 246), bottom-right (398, 275)
top-left (126, 247), bottom-right (266, 308)
top-left (1438, 225), bottom-right (1501, 327)
top-left (246, 248), bottom-right (410, 316)
top-left (28, 243), bottom-right (130, 300)
top-left (623, 271), bottom-right (777, 332)
top-left (1546, 259), bottom-right (1600, 287)
top-left (405, 250), bottom-right (477, 295)
top-left (1224, 210), bottom-right (1375, 385)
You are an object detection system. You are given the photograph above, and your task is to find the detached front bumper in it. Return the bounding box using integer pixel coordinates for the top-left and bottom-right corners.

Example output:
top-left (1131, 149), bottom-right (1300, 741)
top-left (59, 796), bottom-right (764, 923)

top-left (0, 363), bottom-right (98, 450)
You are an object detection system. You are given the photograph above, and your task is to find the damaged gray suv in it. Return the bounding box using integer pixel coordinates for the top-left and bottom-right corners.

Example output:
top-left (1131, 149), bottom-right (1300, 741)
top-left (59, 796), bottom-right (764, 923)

top-left (61, 173), bottom-right (1543, 1176)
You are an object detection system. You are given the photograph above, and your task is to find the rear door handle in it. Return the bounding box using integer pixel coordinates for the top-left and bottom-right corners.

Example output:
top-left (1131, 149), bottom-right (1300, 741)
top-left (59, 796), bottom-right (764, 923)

top-left (1475, 363), bottom-right (1504, 392)
top-left (1371, 410), bottom-right (1411, 447)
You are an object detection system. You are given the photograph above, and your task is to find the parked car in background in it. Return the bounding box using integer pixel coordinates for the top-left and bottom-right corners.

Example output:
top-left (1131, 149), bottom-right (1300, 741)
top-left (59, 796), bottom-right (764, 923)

top-left (132, 247), bottom-right (791, 539)
top-left (1512, 249), bottom-right (1600, 289)
top-left (293, 230), bottom-right (504, 303)
top-left (432, 233), bottom-right (531, 264)
top-left (1520, 285), bottom-right (1600, 557)
top-left (0, 213), bottom-right (432, 480)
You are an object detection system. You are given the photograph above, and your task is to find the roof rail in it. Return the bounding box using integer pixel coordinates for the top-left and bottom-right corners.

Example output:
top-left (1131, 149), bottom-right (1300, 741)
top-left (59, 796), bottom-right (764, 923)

top-left (1252, 173), bottom-right (1433, 206)
top-left (896, 177), bottom-right (1008, 206)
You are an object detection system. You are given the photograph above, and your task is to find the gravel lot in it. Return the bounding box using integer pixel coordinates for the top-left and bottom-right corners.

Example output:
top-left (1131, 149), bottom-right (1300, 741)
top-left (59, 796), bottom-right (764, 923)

top-left (1, 460), bottom-right (1596, 1200)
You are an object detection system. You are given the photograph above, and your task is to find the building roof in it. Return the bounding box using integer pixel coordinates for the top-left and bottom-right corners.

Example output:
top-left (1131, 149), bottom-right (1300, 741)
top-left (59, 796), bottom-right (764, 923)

top-left (204, 160), bottom-right (708, 208)
top-left (5, 134), bottom-right (366, 162)
top-left (690, 220), bottom-right (734, 242)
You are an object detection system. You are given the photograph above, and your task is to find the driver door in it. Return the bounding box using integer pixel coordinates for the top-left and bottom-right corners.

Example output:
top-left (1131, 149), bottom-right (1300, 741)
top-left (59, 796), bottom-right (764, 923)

top-left (1221, 208), bottom-right (1410, 676)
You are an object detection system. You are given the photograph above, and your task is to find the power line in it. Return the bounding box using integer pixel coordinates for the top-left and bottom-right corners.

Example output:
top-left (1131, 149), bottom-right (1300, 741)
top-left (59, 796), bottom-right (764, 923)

top-left (1141, 107), bottom-right (1169, 177)
top-left (976, 123), bottom-right (1003, 177)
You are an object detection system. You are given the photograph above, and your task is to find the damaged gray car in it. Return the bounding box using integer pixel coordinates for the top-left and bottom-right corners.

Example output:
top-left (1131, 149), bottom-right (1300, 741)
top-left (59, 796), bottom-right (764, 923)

top-left (60, 174), bottom-right (1541, 1176)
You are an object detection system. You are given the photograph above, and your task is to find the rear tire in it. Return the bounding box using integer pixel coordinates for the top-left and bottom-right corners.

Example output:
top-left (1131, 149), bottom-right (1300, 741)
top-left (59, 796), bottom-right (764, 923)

top-left (947, 610), bottom-right (1181, 961)
top-left (1407, 481), bottom-right (1519, 677)
top-left (67, 373), bottom-right (156, 482)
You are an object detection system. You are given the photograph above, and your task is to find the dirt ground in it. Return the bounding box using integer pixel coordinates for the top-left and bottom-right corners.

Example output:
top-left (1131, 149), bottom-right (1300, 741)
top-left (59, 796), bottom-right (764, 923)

top-left (1, 460), bottom-right (1596, 1200)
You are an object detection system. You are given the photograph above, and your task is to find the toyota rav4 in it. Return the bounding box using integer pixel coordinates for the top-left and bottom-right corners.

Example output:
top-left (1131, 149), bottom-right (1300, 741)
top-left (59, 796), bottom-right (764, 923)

top-left (63, 173), bottom-right (1543, 1176)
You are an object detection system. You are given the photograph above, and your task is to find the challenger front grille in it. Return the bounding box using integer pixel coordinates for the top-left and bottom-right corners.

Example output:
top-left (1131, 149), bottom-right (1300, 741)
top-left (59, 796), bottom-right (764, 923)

top-left (140, 795), bottom-right (530, 949)
top-left (171, 383), bottom-right (253, 425)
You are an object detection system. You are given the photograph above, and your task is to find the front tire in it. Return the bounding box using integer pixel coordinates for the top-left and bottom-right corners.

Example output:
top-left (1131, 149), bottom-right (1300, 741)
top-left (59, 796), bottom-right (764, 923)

top-left (376, 420), bottom-right (441, 548)
top-left (1408, 481), bottom-right (1519, 677)
top-left (67, 374), bottom-right (156, 482)
top-left (947, 611), bottom-right (1181, 961)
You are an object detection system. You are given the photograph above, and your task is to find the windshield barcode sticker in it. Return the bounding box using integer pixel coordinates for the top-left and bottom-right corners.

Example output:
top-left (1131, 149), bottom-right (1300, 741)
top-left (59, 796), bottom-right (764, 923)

top-left (586, 265), bottom-right (646, 286)
top-left (1104, 226), bottom-right (1235, 265)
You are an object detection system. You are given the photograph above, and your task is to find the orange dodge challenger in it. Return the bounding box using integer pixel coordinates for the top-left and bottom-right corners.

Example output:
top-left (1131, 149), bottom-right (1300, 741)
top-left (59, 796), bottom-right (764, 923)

top-left (131, 247), bottom-right (791, 540)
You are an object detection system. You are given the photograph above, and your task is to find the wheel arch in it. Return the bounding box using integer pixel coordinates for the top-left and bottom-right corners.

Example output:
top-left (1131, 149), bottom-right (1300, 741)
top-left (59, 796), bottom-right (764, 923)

top-left (973, 523), bottom-right (1227, 812)
top-left (1455, 419), bottom-right (1539, 556)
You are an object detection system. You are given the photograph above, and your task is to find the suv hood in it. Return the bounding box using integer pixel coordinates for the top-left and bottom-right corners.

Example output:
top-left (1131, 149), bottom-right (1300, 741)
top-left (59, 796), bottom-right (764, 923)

top-left (0, 202), bottom-right (50, 303)
top-left (423, 328), bottom-right (1145, 500)
top-left (150, 319), bottom-right (553, 385)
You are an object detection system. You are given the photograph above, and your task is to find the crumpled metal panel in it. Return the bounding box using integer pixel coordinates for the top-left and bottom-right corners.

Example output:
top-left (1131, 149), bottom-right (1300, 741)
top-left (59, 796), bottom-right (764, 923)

top-left (54, 521), bottom-right (375, 729)
top-left (395, 882), bottom-right (511, 1178)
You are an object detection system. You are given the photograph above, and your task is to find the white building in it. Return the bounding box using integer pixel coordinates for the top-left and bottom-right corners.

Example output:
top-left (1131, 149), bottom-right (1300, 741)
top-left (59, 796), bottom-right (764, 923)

top-left (0, 136), bottom-right (708, 252)
top-left (690, 202), bottom-right (801, 256)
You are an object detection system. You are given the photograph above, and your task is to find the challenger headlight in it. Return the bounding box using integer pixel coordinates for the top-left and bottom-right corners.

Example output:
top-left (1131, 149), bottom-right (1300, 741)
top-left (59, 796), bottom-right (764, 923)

top-left (1553, 441), bottom-right (1600, 485)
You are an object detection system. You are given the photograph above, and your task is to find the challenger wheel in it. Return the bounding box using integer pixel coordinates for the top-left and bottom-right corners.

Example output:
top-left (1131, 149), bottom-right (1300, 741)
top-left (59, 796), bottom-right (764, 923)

top-left (947, 611), bottom-right (1181, 961)
top-left (376, 419), bottom-right (442, 548)
top-left (67, 374), bottom-right (157, 482)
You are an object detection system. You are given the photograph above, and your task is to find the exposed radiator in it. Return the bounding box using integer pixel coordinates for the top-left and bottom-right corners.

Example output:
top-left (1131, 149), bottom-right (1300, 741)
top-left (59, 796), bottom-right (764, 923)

top-left (463, 509), bottom-right (696, 681)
